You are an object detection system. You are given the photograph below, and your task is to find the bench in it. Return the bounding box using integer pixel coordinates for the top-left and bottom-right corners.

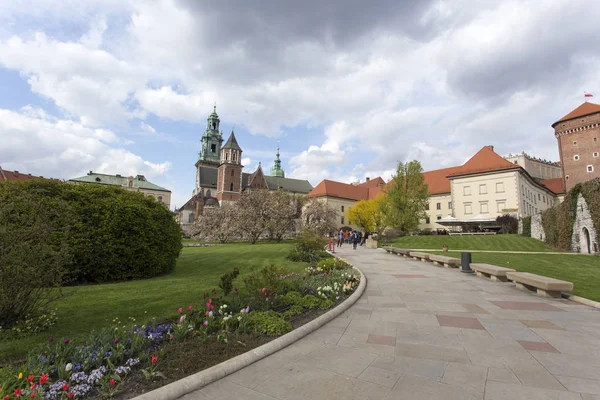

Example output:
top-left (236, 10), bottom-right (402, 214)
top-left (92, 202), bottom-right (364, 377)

top-left (429, 254), bottom-right (461, 268)
top-left (394, 248), bottom-right (411, 257)
top-left (506, 272), bottom-right (574, 298)
top-left (470, 263), bottom-right (515, 282)
top-left (409, 251), bottom-right (431, 262)
top-left (383, 246), bottom-right (395, 254)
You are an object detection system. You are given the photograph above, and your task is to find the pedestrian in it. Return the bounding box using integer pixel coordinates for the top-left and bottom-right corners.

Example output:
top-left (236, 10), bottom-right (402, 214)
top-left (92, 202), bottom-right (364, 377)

top-left (352, 230), bottom-right (358, 250)
top-left (344, 230), bottom-right (349, 244)
top-left (337, 229), bottom-right (343, 247)
top-left (358, 231), bottom-right (363, 246)
top-left (361, 231), bottom-right (368, 246)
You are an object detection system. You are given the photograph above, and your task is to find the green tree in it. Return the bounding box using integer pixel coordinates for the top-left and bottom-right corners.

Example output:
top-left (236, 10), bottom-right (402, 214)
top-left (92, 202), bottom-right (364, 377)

top-left (345, 195), bottom-right (388, 234)
top-left (382, 160), bottom-right (429, 232)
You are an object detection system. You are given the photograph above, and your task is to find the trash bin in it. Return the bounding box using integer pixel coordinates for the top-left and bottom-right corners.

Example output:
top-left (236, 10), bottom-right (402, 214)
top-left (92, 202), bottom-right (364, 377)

top-left (460, 252), bottom-right (474, 273)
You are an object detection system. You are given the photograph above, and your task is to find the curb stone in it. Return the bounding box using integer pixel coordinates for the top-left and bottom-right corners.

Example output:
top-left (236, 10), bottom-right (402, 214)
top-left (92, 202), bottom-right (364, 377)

top-left (562, 293), bottom-right (600, 309)
top-left (132, 256), bottom-right (366, 400)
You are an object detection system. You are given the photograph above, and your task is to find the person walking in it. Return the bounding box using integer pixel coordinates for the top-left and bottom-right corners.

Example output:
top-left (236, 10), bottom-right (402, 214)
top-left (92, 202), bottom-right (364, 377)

top-left (344, 230), bottom-right (349, 244)
top-left (337, 229), bottom-right (343, 247)
top-left (352, 230), bottom-right (358, 250)
top-left (361, 231), bottom-right (368, 246)
top-left (357, 231), bottom-right (363, 246)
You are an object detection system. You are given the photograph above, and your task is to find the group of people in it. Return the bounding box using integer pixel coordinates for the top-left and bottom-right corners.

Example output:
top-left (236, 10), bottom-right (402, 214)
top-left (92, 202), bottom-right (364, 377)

top-left (336, 229), bottom-right (369, 250)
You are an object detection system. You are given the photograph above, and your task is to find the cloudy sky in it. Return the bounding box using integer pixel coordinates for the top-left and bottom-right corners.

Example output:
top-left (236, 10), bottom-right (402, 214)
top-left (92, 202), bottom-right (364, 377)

top-left (1, 0), bottom-right (599, 209)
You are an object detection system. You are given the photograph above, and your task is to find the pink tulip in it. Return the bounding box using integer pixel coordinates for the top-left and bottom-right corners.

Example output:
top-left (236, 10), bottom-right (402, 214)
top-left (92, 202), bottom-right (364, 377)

top-left (177, 308), bottom-right (183, 314)
top-left (187, 305), bottom-right (192, 312)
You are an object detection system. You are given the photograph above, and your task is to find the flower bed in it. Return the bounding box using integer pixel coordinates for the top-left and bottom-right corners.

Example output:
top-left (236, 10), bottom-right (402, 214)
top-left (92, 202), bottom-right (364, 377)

top-left (0, 259), bottom-right (359, 399)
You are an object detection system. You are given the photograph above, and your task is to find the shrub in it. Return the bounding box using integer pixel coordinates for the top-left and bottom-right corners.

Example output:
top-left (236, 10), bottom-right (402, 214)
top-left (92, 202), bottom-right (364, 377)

top-left (521, 216), bottom-right (531, 237)
top-left (282, 305), bottom-right (304, 319)
top-left (248, 311), bottom-right (292, 336)
top-left (0, 185), bottom-right (72, 328)
top-left (0, 180), bottom-right (182, 284)
top-left (243, 264), bottom-right (286, 309)
top-left (219, 267), bottom-right (240, 297)
top-left (496, 214), bottom-right (518, 234)
top-left (280, 292), bottom-right (321, 309)
top-left (287, 229), bottom-right (328, 262)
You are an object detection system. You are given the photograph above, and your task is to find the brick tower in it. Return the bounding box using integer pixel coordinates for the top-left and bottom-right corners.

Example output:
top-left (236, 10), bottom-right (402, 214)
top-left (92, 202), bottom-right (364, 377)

top-left (216, 131), bottom-right (243, 204)
top-left (553, 102), bottom-right (600, 191)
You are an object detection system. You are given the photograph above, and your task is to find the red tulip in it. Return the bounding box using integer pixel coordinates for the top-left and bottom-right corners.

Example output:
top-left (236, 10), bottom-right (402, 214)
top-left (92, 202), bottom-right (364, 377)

top-left (114, 338), bottom-right (119, 344)
top-left (62, 383), bottom-right (69, 392)
top-left (64, 338), bottom-right (70, 345)
top-left (30, 383), bottom-right (37, 391)
top-left (151, 355), bottom-right (158, 364)
top-left (39, 374), bottom-right (49, 385)
top-left (68, 392), bottom-right (74, 399)
top-left (14, 388), bottom-right (23, 396)
top-left (177, 307), bottom-right (183, 314)
top-left (30, 392), bottom-right (37, 399)
top-left (109, 379), bottom-right (116, 387)
top-left (27, 375), bottom-right (34, 383)
top-left (187, 305), bottom-right (192, 312)
top-left (3, 395), bottom-right (9, 400)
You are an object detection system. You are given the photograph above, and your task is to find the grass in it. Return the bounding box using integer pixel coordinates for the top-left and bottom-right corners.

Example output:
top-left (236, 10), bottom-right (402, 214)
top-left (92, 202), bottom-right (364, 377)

top-left (430, 251), bottom-right (600, 302)
top-left (0, 243), bottom-right (305, 364)
top-left (385, 234), bottom-right (562, 252)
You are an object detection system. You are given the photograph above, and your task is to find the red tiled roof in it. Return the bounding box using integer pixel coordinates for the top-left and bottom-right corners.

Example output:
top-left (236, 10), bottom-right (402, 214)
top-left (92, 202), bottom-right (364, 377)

top-left (0, 167), bottom-right (51, 182)
top-left (307, 178), bottom-right (384, 201)
top-left (552, 102), bottom-right (600, 127)
top-left (422, 166), bottom-right (463, 195)
top-left (447, 146), bottom-right (520, 178)
top-left (540, 178), bottom-right (565, 194)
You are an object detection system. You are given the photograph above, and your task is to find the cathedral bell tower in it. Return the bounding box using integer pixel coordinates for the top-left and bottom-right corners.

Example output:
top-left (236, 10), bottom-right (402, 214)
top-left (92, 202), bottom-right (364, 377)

top-left (198, 105), bottom-right (223, 165)
top-left (270, 142), bottom-right (285, 178)
top-left (216, 130), bottom-right (244, 203)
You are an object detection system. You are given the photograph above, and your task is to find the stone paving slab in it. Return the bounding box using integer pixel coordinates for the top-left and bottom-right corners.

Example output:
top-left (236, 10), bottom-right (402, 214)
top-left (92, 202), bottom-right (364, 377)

top-left (179, 246), bottom-right (600, 400)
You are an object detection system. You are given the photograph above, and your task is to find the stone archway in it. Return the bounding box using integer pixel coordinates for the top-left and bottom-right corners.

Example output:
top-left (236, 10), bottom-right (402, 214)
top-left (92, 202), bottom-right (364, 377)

top-left (582, 227), bottom-right (591, 254)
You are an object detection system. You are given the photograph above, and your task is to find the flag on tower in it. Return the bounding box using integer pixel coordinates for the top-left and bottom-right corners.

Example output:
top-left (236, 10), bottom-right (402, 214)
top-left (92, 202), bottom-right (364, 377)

top-left (584, 92), bottom-right (593, 98)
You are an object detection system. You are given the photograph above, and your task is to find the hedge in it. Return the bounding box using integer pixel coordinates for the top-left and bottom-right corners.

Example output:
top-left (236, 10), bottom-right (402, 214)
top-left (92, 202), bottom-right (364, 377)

top-left (0, 180), bottom-right (182, 284)
top-left (521, 216), bottom-right (531, 237)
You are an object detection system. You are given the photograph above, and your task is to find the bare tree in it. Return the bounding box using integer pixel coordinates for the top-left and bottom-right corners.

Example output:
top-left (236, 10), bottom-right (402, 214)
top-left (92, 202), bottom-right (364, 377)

top-left (191, 203), bottom-right (239, 243)
top-left (265, 191), bottom-right (300, 242)
top-left (301, 199), bottom-right (338, 236)
top-left (236, 189), bottom-right (272, 244)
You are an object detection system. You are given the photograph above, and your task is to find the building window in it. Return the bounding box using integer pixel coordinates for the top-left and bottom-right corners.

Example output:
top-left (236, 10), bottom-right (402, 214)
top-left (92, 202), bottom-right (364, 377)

top-left (566, 175), bottom-right (569, 180)
top-left (231, 169), bottom-right (235, 176)
top-left (436, 202), bottom-right (441, 210)
top-left (233, 152), bottom-right (237, 162)
top-left (574, 155), bottom-right (579, 161)
top-left (341, 217), bottom-right (345, 224)
top-left (594, 152), bottom-right (599, 158)
top-left (496, 182), bottom-right (504, 193)
top-left (425, 216), bottom-right (430, 224)
top-left (587, 165), bottom-right (594, 173)
top-left (463, 186), bottom-right (471, 196)
top-left (480, 202), bottom-right (489, 214)
top-left (522, 200), bottom-right (526, 212)
top-left (535, 208), bottom-right (538, 214)
top-left (464, 203), bottom-right (472, 214)
top-left (448, 201), bottom-right (452, 209)
top-left (188, 213), bottom-right (195, 223)
top-left (341, 205), bottom-right (345, 212)
top-left (211, 144), bottom-right (216, 153)
top-left (230, 182), bottom-right (234, 191)
top-left (437, 215), bottom-right (442, 220)
top-left (538, 193), bottom-right (541, 200)
top-left (479, 184), bottom-right (487, 195)
top-left (158, 196), bottom-right (163, 203)
top-left (497, 201), bottom-right (505, 213)
top-left (573, 140), bottom-right (577, 146)
top-left (595, 137), bottom-right (598, 142)
top-left (225, 152), bottom-right (229, 161)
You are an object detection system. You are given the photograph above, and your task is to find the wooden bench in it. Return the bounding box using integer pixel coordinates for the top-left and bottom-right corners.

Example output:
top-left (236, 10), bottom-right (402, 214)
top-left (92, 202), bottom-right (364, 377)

top-left (429, 254), bottom-right (460, 268)
top-left (506, 272), bottom-right (574, 298)
top-left (471, 263), bottom-right (515, 282)
top-left (409, 251), bottom-right (431, 262)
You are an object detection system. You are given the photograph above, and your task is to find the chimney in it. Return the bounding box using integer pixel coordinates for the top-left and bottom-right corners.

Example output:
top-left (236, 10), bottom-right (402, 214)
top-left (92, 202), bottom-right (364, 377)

top-left (14, 171), bottom-right (19, 175)
top-left (89, 170), bottom-right (93, 175)
top-left (366, 177), bottom-right (370, 182)
top-left (487, 145), bottom-right (494, 151)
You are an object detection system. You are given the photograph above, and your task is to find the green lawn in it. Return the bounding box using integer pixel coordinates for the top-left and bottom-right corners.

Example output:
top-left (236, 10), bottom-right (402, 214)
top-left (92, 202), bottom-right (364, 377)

top-left (1, 243), bottom-right (305, 364)
top-left (386, 234), bottom-right (561, 252)
top-left (430, 251), bottom-right (600, 302)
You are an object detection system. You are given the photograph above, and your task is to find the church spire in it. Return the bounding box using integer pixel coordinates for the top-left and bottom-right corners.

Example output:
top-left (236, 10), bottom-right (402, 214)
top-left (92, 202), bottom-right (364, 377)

top-left (270, 141), bottom-right (285, 178)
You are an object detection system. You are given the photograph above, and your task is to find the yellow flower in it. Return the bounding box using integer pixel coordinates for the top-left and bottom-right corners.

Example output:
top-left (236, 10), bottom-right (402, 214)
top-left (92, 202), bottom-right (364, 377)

top-left (18, 372), bottom-right (23, 379)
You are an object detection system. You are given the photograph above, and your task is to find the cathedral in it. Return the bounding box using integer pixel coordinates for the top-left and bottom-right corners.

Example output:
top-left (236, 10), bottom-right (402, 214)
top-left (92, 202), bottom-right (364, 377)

top-left (176, 106), bottom-right (313, 232)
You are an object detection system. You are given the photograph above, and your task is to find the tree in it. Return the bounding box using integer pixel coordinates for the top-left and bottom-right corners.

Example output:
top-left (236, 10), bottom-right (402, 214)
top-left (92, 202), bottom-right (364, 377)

top-left (236, 189), bottom-right (271, 244)
top-left (382, 160), bottom-right (429, 232)
top-left (496, 214), bottom-right (518, 234)
top-left (191, 203), bottom-right (239, 243)
top-left (345, 194), bottom-right (389, 234)
top-left (301, 199), bottom-right (338, 236)
top-left (265, 191), bottom-right (301, 242)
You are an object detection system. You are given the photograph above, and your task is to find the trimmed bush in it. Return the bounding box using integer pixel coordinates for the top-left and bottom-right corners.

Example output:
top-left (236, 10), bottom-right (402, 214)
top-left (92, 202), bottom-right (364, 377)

top-left (249, 311), bottom-right (292, 336)
top-left (0, 180), bottom-right (182, 284)
top-left (521, 216), bottom-right (531, 237)
top-left (286, 229), bottom-right (328, 262)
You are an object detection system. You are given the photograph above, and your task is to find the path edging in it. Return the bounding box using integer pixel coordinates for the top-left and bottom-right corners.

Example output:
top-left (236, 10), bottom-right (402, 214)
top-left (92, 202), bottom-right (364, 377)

top-left (132, 259), bottom-right (366, 400)
top-left (562, 293), bottom-right (600, 309)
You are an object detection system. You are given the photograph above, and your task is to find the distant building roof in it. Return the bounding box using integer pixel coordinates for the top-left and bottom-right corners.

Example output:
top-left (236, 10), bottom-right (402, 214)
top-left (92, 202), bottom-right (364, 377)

top-left (0, 167), bottom-right (55, 182)
top-left (447, 146), bottom-right (520, 178)
top-left (422, 166), bottom-right (463, 195)
top-left (222, 131), bottom-right (242, 151)
top-left (553, 102), bottom-right (600, 127)
top-left (540, 178), bottom-right (566, 194)
top-left (264, 175), bottom-right (313, 194)
top-left (69, 172), bottom-right (170, 192)
top-left (308, 178), bottom-right (384, 200)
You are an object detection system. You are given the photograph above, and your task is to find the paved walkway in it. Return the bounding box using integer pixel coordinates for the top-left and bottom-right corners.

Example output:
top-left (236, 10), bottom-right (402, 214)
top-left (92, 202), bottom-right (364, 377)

top-left (404, 249), bottom-right (586, 255)
top-left (182, 246), bottom-right (600, 400)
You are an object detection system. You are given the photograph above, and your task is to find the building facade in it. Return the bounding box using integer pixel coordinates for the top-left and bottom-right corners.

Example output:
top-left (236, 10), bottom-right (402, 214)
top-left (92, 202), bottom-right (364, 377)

top-left (553, 102), bottom-right (600, 191)
top-left (69, 172), bottom-right (172, 208)
top-left (504, 152), bottom-right (562, 180)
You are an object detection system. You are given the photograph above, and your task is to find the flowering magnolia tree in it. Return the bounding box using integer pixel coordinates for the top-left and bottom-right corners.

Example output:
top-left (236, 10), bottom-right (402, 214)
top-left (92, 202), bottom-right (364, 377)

top-left (300, 199), bottom-right (338, 237)
top-left (265, 191), bottom-right (304, 242)
top-left (191, 203), bottom-right (239, 243)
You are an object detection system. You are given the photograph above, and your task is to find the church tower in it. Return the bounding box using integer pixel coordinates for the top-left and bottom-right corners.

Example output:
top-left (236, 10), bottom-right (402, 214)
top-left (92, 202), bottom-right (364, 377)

top-left (270, 143), bottom-right (285, 178)
top-left (198, 105), bottom-right (223, 165)
top-left (216, 131), bottom-right (244, 203)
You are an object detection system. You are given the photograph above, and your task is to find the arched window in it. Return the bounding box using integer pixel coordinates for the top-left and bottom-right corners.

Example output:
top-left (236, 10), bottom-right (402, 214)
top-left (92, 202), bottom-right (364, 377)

top-left (230, 182), bottom-right (234, 191)
top-left (233, 151), bottom-right (237, 161)
top-left (225, 152), bottom-right (229, 161)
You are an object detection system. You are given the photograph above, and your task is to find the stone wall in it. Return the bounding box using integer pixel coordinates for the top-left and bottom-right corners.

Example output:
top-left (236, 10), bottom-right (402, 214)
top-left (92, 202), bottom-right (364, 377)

top-left (571, 193), bottom-right (599, 254)
top-left (531, 214), bottom-right (546, 242)
top-left (518, 218), bottom-right (523, 235)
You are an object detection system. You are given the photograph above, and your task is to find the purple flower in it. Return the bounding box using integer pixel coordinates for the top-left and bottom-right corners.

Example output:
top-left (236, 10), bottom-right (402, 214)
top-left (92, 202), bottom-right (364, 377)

top-left (48, 336), bottom-right (54, 343)
top-left (114, 338), bottom-right (119, 344)
top-left (64, 337), bottom-right (71, 344)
